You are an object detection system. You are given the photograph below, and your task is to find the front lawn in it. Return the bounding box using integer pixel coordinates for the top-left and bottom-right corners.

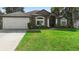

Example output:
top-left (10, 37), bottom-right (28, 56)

top-left (16, 29), bottom-right (79, 51)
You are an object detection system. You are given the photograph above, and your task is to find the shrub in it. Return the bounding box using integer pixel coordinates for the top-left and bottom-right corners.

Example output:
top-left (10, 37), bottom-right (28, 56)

top-left (28, 23), bottom-right (48, 29)
top-left (33, 25), bottom-right (48, 29)
top-left (28, 23), bottom-right (32, 29)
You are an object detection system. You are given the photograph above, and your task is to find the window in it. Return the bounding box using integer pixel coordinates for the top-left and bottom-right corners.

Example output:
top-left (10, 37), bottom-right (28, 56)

top-left (36, 16), bottom-right (45, 26)
top-left (61, 19), bottom-right (67, 26)
top-left (37, 21), bottom-right (43, 26)
top-left (62, 21), bottom-right (66, 25)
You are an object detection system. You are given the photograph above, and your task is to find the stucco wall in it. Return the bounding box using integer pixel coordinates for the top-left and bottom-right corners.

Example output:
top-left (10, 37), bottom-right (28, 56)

top-left (30, 15), bottom-right (49, 27)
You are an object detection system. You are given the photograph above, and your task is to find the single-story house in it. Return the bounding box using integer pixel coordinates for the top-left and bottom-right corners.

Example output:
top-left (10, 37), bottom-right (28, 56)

top-left (55, 16), bottom-right (68, 27)
top-left (1, 9), bottom-right (55, 29)
top-left (56, 16), bottom-right (79, 28)
top-left (0, 9), bottom-right (79, 29)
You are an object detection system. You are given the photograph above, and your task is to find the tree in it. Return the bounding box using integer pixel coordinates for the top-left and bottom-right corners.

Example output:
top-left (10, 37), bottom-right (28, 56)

top-left (63, 7), bottom-right (76, 28)
top-left (51, 7), bottom-right (64, 26)
top-left (51, 7), bottom-right (77, 28)
top-left (0, 10), bottom-right (4, 29)
top-left (3, 7), bottom-right (24, 14)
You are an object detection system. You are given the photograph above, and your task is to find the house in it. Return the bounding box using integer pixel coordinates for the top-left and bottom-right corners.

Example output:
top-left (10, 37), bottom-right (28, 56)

top-left (55, 7), bottom-right (79, 28)
top-left (55, 14), bottom-right (79, 28)
top-left (55, 16), bottom-right (68, 27)
top-left (1, 9), bottom-right (79, 30)
top-left (1, 9), bottom-right (53, 29)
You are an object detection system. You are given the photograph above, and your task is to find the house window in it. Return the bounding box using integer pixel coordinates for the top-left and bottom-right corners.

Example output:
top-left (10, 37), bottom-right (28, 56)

top-left (61, 19), bottom-right (67, 26)
top-left (36, 16), bottom-right (45, 26)
top-left (37, 21), bottom-right (43, 26)
top-left (62, 21), bottom-right (66, 25)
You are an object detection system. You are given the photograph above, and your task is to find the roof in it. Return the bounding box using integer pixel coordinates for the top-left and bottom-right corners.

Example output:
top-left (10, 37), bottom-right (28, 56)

top-left (37, 9), bottom-right (50, 15)
top-left (2, 9), bottom-right (50, 17)
top-left (26, 9), bottom-right (50, 16)
top-left (2, 12), bottom-right (30, 17)
top-left (25, 10), bottom-right (40, 16)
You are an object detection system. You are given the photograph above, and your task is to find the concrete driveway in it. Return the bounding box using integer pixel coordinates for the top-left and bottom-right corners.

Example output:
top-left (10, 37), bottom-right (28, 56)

top-left (0, 30), bottom-right (26, 51)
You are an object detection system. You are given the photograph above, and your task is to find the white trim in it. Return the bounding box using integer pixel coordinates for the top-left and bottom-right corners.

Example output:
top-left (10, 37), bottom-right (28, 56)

top-left (56, 19), bottom-right (58, 25)
top-left (35, 16), bottom-right (45, 26)
top-left (47, 18), bottom-right (49, 27)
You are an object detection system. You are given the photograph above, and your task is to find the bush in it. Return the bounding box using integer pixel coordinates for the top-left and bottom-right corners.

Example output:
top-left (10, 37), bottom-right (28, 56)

top-left (28, 23), bottom-right (48, 29)
top-left (33, 26), bottom-right (48, 29)
top-left (28, 23), bottom-right (32, 29)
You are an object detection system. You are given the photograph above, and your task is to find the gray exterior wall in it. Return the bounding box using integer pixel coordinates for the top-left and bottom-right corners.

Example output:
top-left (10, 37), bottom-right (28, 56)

top-left (30, 15), bottom-right (49, 28)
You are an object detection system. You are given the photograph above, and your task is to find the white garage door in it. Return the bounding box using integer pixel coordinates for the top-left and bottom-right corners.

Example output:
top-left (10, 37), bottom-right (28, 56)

top-left (3, 17), bottom-right (29, 29)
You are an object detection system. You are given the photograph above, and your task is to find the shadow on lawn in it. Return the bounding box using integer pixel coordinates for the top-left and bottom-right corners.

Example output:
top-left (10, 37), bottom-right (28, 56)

top-left (27, 29), bottom-right (41, 33)
top-left (55, 28), bottom-right (77, 32)
top-left (27, 28), bottom-right (78, 33)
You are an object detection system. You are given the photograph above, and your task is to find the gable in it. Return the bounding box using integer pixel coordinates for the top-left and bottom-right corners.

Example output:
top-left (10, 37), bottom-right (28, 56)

top-left (60, 17), bottom-right (67, 20)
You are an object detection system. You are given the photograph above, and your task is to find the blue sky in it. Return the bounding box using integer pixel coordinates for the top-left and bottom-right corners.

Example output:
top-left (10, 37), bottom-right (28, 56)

top-left (0, 7), bottom-right (51, 13)
top-left (24, 7), bottom-right (51, 12)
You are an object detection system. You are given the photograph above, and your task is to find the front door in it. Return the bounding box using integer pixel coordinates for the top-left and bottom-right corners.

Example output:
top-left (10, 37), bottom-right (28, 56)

top-left (49, 16), bottom-right (55, 27)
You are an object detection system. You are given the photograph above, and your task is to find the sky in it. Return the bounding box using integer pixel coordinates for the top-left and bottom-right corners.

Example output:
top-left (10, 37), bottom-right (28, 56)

top-left (0, 7), bottom-right (51, 13)
top-left (24, 7), bottom-right (51, 12)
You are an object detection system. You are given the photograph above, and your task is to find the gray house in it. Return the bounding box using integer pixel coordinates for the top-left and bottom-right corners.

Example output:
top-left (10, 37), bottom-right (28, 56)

top-left (1, 9), bottom-right (52, 29)
top-left (56, 15), bottom-right (79, 28)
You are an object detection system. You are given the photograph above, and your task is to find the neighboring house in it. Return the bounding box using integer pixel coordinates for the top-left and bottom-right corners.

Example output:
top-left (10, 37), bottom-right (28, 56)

top-left (56, 14), bottom-right (79, 28)
top-left (55, 8), bottom-right (79, 28)
top-left (73, 11), bottom-right (79, 28)
top-left (55, 16), bottom-right (68, 27)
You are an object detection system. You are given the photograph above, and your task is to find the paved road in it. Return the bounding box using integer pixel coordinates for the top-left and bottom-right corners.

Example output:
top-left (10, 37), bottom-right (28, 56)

top-left (0, 30), bottom-right (26, 51)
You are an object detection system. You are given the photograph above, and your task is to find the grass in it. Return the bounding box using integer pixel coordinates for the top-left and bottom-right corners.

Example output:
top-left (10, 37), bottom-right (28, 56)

top-left (16, 28), bottom-right (79, 51)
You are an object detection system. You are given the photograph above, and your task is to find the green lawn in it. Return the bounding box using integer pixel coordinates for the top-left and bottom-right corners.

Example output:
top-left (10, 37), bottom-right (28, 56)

top-left (16, 29), bottom-right (79, 51)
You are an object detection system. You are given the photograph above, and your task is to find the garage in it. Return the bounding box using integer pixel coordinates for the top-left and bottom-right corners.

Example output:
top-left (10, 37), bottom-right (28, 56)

top-left (3, 17), bottom-right (29, 29)
top-left (2, 12), bottom-right (30, 29)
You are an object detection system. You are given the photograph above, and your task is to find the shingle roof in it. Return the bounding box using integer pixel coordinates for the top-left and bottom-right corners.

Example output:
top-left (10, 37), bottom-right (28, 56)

top-left (2, 12), bottom-right (29, 17)
top-left (26, 10), bottom-right (40, 15)
top-left (2, 9), bottom-right (50, 17)
top-left (26, 9), bottom-right (50, 16)
top-left (37, 9), bottom-right (50, 15)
